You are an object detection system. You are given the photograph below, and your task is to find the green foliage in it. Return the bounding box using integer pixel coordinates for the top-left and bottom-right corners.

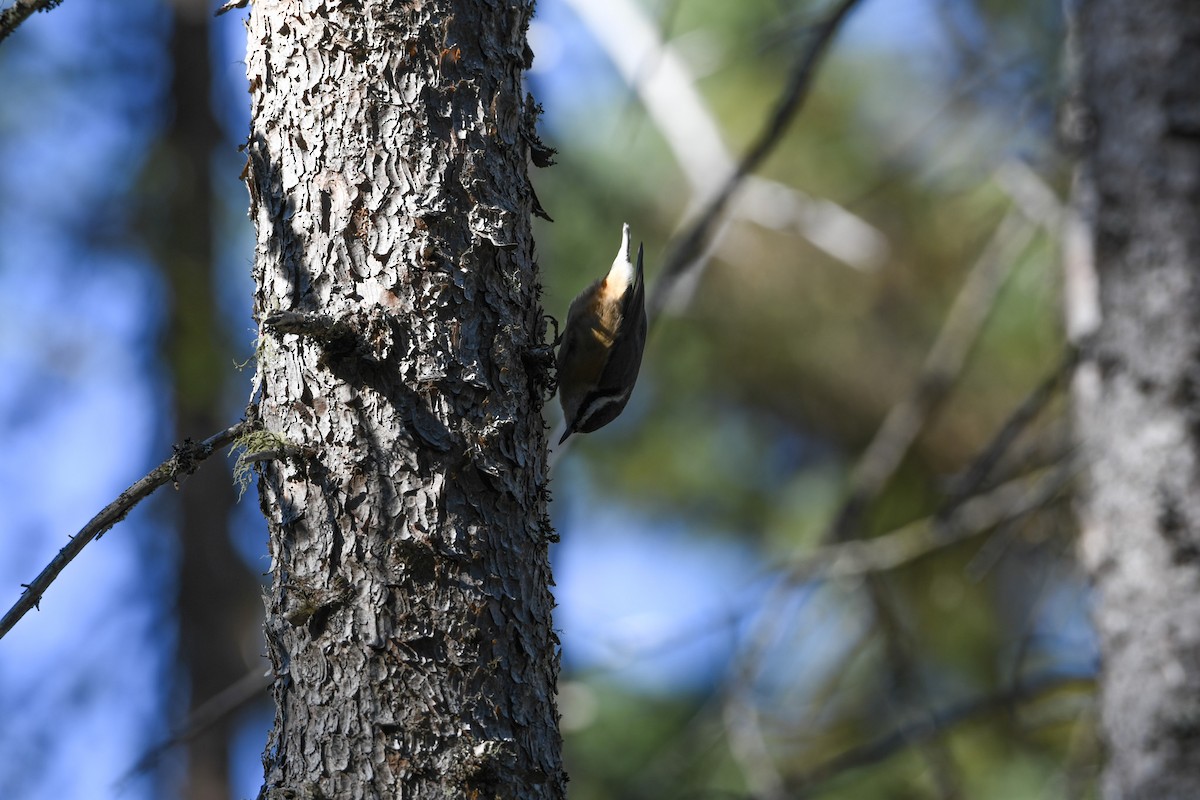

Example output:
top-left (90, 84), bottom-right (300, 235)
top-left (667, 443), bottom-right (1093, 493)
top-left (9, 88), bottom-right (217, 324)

top-left (543, 0), bottom-right (1087, 796)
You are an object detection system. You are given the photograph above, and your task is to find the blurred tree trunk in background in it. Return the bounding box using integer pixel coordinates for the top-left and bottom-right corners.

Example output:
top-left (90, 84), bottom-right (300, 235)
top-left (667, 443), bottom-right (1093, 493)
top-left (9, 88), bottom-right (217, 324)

top-left (244, 0), bottom-right (563, 796)
top-left (1070, 1), bottom-right (1200, 797)
top-left (158, 2), bottom-right (263, 798)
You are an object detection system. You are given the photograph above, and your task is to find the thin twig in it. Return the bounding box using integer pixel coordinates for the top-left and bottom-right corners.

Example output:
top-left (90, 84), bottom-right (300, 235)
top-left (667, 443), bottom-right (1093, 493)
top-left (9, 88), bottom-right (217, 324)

top-left (826, 204), bottom-right (1038, 544)
top-left (940, 349), bottom-right (1077, 517)
top-left (785, 671), bottom-right (1094, 795)
top-left (119, 666), bottom-right (271, 786)
top-left (783, 463), bottom-right (1075, 585)
top-left (724, 684), bottom-right (788, 800)
top-left (0, 419), bottom-right (252, 641)
top-left (551, 0), bottom-right (865, 456)
top-left (645, 0), bottom-right (866, 321)
top-left (0, 0), bottom-right (62, 44)
top-left (571, 0), bottom-right (886, 273)
top-left (726, 195), bottom-right (1045, 796)
top-left (845, 57), bottom-right (1019, 210)
top-left (805, 204), bottom-right (1039, 793)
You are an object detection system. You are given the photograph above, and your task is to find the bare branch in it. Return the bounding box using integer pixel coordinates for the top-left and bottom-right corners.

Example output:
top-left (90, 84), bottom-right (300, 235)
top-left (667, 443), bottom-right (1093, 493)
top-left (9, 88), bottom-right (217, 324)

top-left (567, 465), bottom-right (1071, 688)
top-left (600, 463), bottom-right (1073, 797)
top-left (724, 685), bottom-right (787, 800)
top-left (717, 464), bottom-right (1072, 798)
top-left (0, 419), bottom-right (253, 641)
top-left (120, 666), bottom-right (270, 785)
top-left (785, 463), bottom-right (1075, 585)
top-left (646, 0), bottom-right (867, 322)
top-left (826, 203), bottom-right (1038, 544)
top-left (214, 0), bottom-right (248, 16)
top-left (718, 182), bottom-right (1056, 795)
top-left (786, 196), bottom-right (1053, 793)
top-left (940, 350), bottom-right (1077, 516)
top-left (723, 461), bottom-right (1071, 795)
top-left (0, 0), bottom-right (62, 44)
top-left (805, 200), bottom-right (1049, 789)
top-left (551, 0), bottom-right (864, 455)
top-left (567, 0), bottom-right (886, 274)
top-left (785, 672), bottom-right (1094, 795)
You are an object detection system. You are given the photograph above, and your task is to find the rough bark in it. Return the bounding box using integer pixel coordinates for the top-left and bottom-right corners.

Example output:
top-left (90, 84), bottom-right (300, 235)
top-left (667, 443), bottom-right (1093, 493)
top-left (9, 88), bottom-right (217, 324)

top-left (243, 1), bottom-right (563, 798)
top-left (1070, 2), bottom-right (1200, 797)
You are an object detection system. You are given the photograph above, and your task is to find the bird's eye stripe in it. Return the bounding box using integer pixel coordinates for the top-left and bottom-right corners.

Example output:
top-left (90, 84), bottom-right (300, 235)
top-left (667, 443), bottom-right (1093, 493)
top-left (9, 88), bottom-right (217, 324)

top-left (576, 390), bottom-right (630, 427)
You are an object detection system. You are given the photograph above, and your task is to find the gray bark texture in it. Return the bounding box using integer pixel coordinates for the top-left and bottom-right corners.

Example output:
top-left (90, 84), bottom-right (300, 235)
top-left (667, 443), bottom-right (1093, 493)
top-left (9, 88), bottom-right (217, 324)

top-left (1070, 1), bottom-right (1200, 797)
top-left (243, 1), bottom-right (565, 798)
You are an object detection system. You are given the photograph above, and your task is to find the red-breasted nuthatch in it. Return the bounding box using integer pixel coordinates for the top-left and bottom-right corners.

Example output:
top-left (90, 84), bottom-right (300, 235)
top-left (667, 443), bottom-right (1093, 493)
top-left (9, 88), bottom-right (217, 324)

top-left (556, 223), bottom-right (647, 444)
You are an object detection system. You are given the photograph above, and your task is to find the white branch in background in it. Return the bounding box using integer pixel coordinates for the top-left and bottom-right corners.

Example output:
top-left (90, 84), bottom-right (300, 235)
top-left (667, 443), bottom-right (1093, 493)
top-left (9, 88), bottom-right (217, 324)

top-left (563, 0), bottom-right (889, 281)
top-left (994, 158), bottom-right (1064, 233)
top-left (995, 157), bottom-right (1099, 348)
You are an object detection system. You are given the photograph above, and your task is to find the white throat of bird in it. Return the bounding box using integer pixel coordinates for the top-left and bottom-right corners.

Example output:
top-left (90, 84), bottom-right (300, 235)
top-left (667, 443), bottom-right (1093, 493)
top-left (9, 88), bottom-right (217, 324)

top-left (603, 223), bottom-right (633, 299)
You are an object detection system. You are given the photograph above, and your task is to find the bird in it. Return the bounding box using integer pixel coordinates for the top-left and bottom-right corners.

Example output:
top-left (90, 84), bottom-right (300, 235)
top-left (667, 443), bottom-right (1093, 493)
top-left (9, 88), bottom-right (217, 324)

top-left (555, 223), bottom-right (648, 445)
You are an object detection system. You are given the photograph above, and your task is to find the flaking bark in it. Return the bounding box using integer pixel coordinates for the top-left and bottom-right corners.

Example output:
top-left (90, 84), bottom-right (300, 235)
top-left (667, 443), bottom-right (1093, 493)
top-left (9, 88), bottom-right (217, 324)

top-left (243, 1), bottom-right (564, 797)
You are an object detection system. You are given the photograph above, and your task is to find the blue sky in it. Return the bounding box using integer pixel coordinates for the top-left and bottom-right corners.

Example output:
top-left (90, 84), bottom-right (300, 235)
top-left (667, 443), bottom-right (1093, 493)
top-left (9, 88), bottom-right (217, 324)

top-left (0, 1), bottom-right (1083, 798)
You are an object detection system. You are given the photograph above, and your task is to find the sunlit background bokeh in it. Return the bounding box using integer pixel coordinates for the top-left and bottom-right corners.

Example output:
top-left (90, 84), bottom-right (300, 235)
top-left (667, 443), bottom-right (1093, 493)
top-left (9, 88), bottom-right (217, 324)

top-left (0, 1), bottom-right (1095, 798)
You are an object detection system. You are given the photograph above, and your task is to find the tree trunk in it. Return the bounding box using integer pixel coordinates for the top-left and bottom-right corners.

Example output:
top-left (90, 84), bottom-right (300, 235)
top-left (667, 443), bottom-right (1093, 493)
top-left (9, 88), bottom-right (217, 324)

top-left (161, 4), bottom-right (263, 798)
top-left (243, 1), bottom-right (564, 797)
top-left (1069, 2), bottom-right (1200, 797)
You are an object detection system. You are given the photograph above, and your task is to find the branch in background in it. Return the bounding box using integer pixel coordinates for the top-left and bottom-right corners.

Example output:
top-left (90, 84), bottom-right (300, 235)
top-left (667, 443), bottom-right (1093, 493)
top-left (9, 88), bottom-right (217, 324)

top-left (715, 188), bottom-right (1056, 786)
top-left (994, 158), bottom-right (1065, 232)
top-left (0, 419), bottom-right (252, 641)
top-left (846, 58), bottom-right (1019, 209)
top-left (551, 0), bottom-right (865, 455)
top-left (825, 201), bottom-right (1038, 545)
top-left (849, 157), bottom-right (1074, 520)
top-left (940, 350), bottom-right (1077, 516)
top-left (802, 193), bottom-right (1046, 796)
top-left (567, 464), bottom-right (1072, 684)
top-left (119, 666), bottom-right (271, 786)
top-left (785, 463), bottom-right (1075, 586)
top-left (645, 0), bottom-right (867, 321)
top-left (605, 464), bottom-right (1073, 797)
top-left (778, 460), bottom-right (1073, 800)
top-left (0, 0), bottom-right (63, 44)
top-left (724, 685), bottom-right (788, 800)
top-left (785, 672), bottom-right (1095, 795)
top-left (566, 0), bottom-right (886, 278)
top-left (719, 460), bottom-right (1073, 800)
